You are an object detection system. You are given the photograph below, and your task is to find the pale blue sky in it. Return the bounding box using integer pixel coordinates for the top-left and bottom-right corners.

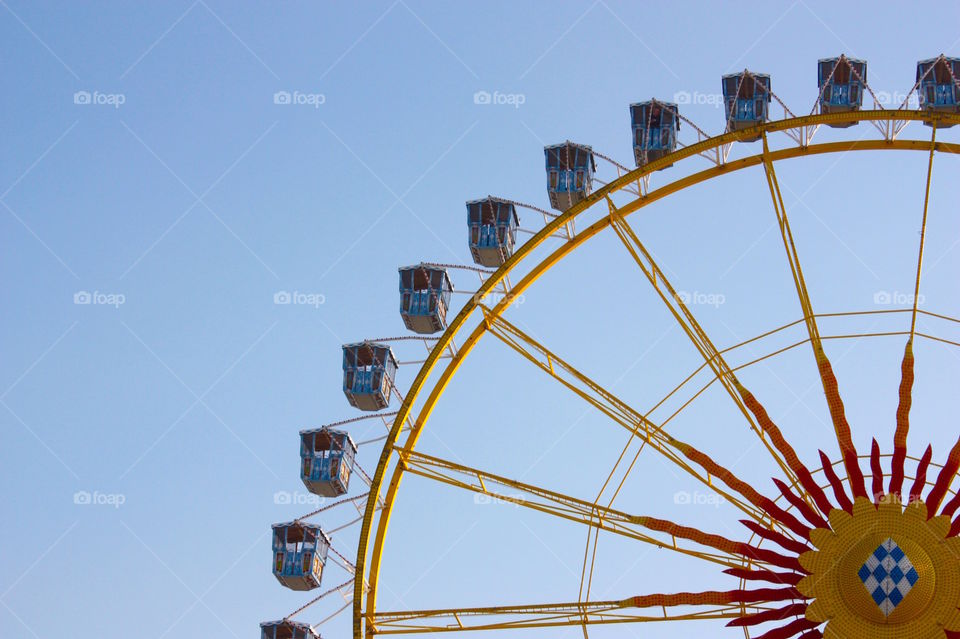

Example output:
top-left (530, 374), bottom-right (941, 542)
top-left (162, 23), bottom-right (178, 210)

top-left (3, 2), bottom-right (960, 638)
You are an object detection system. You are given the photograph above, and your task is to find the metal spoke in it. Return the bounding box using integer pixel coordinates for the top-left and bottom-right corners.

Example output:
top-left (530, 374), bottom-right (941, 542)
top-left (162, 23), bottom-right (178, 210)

top-left (760, 133), bottom-right (824, 364)
top-left (397, 448), bottom-right (756, 569)
top-left (760, 131), bottom-right (868, 501)
top-left (604, 196), bottom-right (802, 494)
top-left (911, 123), bottom-right (938, 339)
top-left (892, 123), bottom-right (939, 501)
top-left (479, 305), bottom-right (789, 530)
top-left (372, 600), bottom-right (749, 634)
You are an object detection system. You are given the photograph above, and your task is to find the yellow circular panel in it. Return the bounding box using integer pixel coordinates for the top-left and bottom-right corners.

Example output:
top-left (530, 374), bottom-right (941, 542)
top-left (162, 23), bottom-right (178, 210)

top-left (799, 497), bottom-right (960, 639)
top-left (837, 535), bottom-right (934, 624)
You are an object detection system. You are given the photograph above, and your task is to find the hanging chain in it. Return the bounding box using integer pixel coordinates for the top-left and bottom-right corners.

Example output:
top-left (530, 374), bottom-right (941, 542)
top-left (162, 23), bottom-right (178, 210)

top-left (283, 579), bottom-right (353, 621)
top-left (295, 492), bottom-right (369, 523)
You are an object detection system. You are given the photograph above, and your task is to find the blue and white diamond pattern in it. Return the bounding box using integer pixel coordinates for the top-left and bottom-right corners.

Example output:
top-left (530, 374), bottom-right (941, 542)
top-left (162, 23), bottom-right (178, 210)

top-left (857, 537), bottom-right (919, 616)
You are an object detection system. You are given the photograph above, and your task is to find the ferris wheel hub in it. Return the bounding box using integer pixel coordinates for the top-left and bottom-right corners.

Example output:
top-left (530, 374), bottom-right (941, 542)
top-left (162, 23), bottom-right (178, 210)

top-left (799, 497), bottom-right (960, 637)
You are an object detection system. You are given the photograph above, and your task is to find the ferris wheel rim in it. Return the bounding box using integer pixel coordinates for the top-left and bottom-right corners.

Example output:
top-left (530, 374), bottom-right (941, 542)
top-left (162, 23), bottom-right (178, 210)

top-left (352, 108), bottom-right (960, 638)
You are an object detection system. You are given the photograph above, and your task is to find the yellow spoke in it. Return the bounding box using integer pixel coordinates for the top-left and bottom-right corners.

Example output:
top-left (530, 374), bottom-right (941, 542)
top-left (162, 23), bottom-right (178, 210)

top-left (760, 132), bottom-right (824, 358)
top-left (760, 132), bottom-right (870, 503)
top-left (397, 448), bottom-right (751, 569)
top-left (581, 433), bottom-right (649, 605)
top-left (604, 198), bottom-right (801, 493)
top-left (371, 600), bottom-right (748, 634)
top-left (478, 305), bottom-right (788, 530)
top-left (911, 123), bottom-right (938, 338)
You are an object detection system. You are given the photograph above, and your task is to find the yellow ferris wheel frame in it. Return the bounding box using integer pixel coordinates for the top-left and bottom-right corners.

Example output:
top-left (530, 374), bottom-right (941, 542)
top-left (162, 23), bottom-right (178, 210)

top-left (351, 109), bottom-right (960, 638)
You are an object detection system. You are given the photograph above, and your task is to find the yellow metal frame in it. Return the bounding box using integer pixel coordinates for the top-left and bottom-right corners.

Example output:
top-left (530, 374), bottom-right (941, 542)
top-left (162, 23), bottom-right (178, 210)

top-left (372, 455), bottom-right (955, 635)
top-left (372, 600), bottom-right (746, 634)
top-left (352, 110), bottom-right (960, 638)
top-left (398, 447), bottom-right (752, 569)
top-left (478, 304), bottom-right (780, 526)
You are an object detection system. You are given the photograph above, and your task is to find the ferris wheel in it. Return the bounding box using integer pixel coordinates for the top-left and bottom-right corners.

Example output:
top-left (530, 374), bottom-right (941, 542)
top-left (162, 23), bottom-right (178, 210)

top-left (262, 54), bottom-right (960, 639)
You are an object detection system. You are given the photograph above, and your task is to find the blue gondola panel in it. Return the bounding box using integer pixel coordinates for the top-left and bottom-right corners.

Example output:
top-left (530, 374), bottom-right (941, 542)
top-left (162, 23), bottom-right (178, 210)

top-left (466, 197), bottom-right (519, 267)
top-left (917, 56), bottom-right (960, 127)
top-left (342, 342), bottom-right (398, 411)
top-left (544, 142), bottom-right (596, 212)
top-left (630, 101), bottom-right (679, 168)
top-left (300, 427), bottom-right (358, 497)
top-left (260, 620), bottom-right (321, 639)
top-left (818, 57), bottom-right (866, 127)
top-left (271, 522), bottom-right (331, 591)
top-left (722, 71), bottom-right (772, 140)
top-left (399, 264), bottom-right (453, 334)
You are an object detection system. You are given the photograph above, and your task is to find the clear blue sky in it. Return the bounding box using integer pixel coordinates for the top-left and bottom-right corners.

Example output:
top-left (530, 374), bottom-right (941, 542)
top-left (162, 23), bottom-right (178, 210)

top-left (3, 2), bottom-right (960, 638)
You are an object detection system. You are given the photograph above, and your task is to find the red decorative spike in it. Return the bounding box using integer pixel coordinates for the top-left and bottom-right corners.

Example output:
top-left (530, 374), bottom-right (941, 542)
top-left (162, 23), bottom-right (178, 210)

top-left (941, 489), bottom-right (960, 518)
top-left (671, 438), bottom-right (812, 539)
top-left (816, 349), bottom-right (868, 500)
top-left (740, 519), bottom-right (811, 555)
top-left (726, 602), bottom-right (807, 627)
top-left (798, 630), bottom-right (824, 639)
top-left (908, 445), bottom-right (933, 504)
top-left (926, 436), bottom-right (960, 515)
top-left (723, 567), bottom-right (802, 585)
top-left (734, 546), bottom-right (803, 573)
top-left (773, 478), bottom-right (829, 529)
top-left (819, 450), bottom-right (853, 512)
top-left (755, 617), bottom-right (820, 639)
top-left (638, 516), bottom-right (804, 572)
top-left (870, 439), bottom-right (884, 504)
top-left (890, 341), bottom-right (915, 500)
top-left (949, 517), bottom-right (960, 538)
top-left (631, 587), bottom-right (802, 608)
top-left (739, 384), bottom-right (835, 517)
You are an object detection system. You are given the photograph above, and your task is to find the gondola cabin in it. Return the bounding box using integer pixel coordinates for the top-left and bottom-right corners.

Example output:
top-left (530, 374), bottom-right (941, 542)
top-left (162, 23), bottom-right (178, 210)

top-left (300, 427), bottom-right (358, 497)
top-left (260, 620), bottom-right (321, 639)
top-left (398, 264), bottom-right (453, 334)
top-left (466, 197), bottom-right (519, 267)
top-left (817, 57), bottom-right (867, 126)
top-left (342, 342), bottom-right (398, 411)
top-left (630, 100), bottom-right (679, 168)
top-left (722, 71), bottom-right (772, 140)
top-left (917, 56), bottom-right (960, 127)
top-left (544, 142), bottom-right (596, 212)
top-left (271, 522), bottom-right (330, 591)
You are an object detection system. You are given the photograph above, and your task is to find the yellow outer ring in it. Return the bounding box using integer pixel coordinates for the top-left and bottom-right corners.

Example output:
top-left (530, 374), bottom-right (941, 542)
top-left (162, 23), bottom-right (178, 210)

top-left (353, 111), bottom-right (960, 638)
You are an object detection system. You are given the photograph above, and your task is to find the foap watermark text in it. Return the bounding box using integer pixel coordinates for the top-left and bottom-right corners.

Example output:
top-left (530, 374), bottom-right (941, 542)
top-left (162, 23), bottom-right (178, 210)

top-left (274, 90), bottom-right (325, 108)
top-left (74, 90), bottom-right (126, 108)
top-left (274, 291), bottom-right (325, 308)
top-left (676, 290), bottom-right (725, 308)
top-left (474, 492), bottom-right (525, 507)
top-left (74, 490), bottom-right (126, 508)
top-left (473, 90), bottom-right (525, 109)
top-left (874, 290), bottom-right (924, 306)
top-left (274, 490), bottom-right (325, 507)
top-left (674, 490), bottom-right (725, 508)
top-left (74, 290), bottom-right (125, 308)
top-left (673, 90), bottom-right (724, 108)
